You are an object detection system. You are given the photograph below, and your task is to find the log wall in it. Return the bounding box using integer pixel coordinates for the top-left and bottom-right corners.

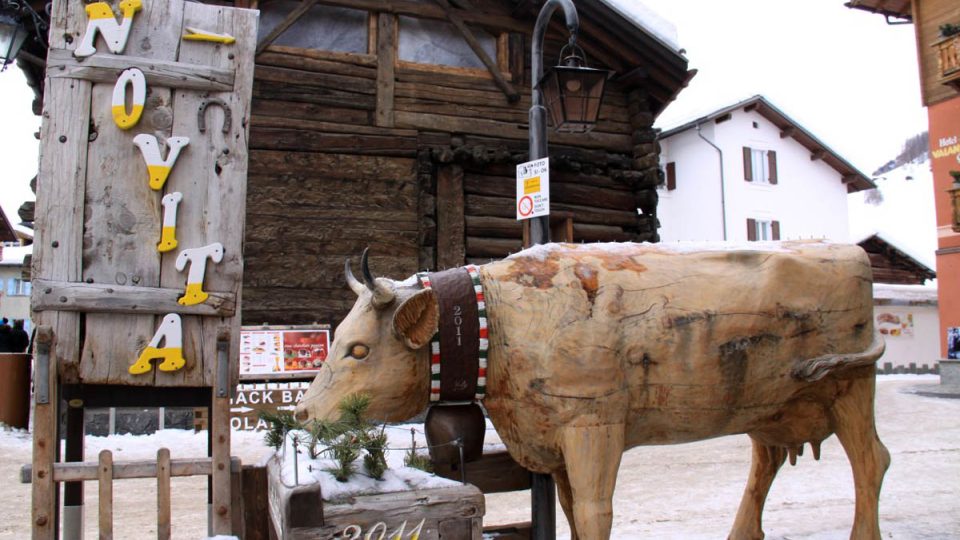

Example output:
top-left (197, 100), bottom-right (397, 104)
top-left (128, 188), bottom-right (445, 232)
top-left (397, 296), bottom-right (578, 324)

top-left (243, 1), bottom-right (670, 329)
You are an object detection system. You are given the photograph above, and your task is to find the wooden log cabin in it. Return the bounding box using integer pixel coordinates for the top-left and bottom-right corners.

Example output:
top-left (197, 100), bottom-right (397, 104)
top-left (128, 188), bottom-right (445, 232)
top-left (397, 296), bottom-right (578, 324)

top-left (12, 0), bottom-right (694, 329)
top-left (241, 0), bottom-right (694, 327)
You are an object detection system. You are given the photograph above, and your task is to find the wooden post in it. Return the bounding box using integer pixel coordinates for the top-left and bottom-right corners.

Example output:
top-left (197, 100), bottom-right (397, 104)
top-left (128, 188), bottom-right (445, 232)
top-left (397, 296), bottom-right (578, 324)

top-left (30, 327), bottom-right (57, 540)
top-left (210, 337), bottom-right (232, 534)
top-left (241, 466), bottom-right (271, 540)
top-left (376, 13), bottom-right (397, 127)
top-left (98, 450), bottom-right (114, 540)
top-left (437, 165), bottom-right (466, 269)
top-left (157, 448), bottom-right (171, 540)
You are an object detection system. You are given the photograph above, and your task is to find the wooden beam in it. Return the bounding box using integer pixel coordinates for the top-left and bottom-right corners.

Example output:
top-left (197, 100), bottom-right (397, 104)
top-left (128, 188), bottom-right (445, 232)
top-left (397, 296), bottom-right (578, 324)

top-left (21, 457), bottom-right (242, 483)
top-left (434, 0), bottom-right (520, 103)
top-left (255, 0), bottom-right (320, 56)
top-left (47, 48), bottom-right (234, 92)
top-left (842, 174), bottom-right (860, 184)
top-left (779, 126), bottom-right (796, 139)
top-left (437, 164), bottom-right (466, 269)
top-left (31, 279), bottom-right (237, 316)
top-left (810, 148), bottom-right (827, 161)
top-left (376, 13), bottom-right (397, 127)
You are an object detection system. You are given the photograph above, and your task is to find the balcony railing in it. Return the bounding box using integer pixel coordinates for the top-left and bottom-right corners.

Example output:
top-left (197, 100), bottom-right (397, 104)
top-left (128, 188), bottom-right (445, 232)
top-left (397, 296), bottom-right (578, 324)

top-left (934, 33), bottom-right (960, 89)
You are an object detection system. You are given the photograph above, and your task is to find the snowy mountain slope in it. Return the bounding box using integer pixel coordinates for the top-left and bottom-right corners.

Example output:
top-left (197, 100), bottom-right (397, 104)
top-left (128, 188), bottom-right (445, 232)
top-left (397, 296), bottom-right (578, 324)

top-left (848, 157), bottom-right (937, 272)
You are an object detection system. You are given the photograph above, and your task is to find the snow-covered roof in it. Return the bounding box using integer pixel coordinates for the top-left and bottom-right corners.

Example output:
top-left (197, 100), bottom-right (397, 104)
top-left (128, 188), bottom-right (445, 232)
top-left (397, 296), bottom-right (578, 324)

top-left (0, 244), bottom-right (31, 266)
top-left (873, 283), bottom-right (937, 306)
top-left (658, 95), bottom-right (875, 193)
top-left (12, 224), bottom-right (32, 240)
top-left (848, 158), bottom-right (936, 271)
top-left (598, 0), bottom-right (681, 53)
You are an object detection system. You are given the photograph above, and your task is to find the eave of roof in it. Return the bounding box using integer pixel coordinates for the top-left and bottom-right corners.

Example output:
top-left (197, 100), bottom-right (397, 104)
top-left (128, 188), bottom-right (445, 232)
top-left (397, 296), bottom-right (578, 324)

top-left (856, 232), bottom-right (936, 280)
top-left (0, 207), bottom-right (18, 243)
top-left (843, 0), bottom-right (912, 22)
top-left (659, 95), bottom-right (876, 193)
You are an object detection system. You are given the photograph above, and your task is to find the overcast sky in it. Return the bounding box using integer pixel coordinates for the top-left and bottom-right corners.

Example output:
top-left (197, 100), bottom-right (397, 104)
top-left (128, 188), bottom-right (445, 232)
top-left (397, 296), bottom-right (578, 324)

top-left (0, 0), bottom-right (927, 226)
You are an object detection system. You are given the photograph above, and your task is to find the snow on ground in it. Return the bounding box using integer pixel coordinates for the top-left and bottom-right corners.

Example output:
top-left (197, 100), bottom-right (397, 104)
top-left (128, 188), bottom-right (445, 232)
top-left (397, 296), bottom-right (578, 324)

top-left (0, 376), bottom-right (957, 538)
top-left (848, 158), bottom-right (937, 272)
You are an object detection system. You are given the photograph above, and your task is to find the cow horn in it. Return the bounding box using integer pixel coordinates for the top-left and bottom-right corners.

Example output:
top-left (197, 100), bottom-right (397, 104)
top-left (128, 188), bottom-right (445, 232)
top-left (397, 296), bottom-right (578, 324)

top-left (359, 248), bottom-right (396, 308)
top-left (344, 258), bottom-right (365, 296)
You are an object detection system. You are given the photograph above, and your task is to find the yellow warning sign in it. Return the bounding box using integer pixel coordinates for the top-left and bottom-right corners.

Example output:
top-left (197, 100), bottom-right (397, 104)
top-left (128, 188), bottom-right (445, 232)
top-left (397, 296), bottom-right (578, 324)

top-left (524, 177), bottom-right (541, 194)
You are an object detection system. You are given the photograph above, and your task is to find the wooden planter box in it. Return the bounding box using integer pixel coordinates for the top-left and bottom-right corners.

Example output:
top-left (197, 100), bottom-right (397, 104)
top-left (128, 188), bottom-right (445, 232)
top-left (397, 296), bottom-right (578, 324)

top-left (266, 456), bottom-right (484, 540)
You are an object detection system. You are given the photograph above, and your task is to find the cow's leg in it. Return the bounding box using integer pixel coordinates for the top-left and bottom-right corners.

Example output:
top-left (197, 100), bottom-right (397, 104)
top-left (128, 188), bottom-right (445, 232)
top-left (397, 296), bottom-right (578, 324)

top-left (728, 437), bottom-right (786, 540)
top-left (553, 468), bottom-right (579, 540)
top-left (558, 424), bottom-right (624, 540)
top-left (830, 373), bottom-right (890, 540)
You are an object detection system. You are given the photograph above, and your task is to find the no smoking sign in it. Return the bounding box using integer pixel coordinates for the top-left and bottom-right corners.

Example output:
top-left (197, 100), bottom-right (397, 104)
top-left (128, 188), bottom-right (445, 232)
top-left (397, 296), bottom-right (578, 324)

top-left (516, 157), bottom-right (550, 220)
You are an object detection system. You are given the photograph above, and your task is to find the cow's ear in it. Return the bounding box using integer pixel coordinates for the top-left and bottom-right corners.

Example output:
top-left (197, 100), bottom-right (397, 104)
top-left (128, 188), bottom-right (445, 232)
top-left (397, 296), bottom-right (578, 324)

top-left (393, 288), bottom-right (439, 349)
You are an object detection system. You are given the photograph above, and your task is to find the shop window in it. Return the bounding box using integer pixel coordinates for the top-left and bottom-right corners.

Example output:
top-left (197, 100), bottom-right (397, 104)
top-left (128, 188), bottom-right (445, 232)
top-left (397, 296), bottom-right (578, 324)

top-left (257, 1), bottom-right (368, 54)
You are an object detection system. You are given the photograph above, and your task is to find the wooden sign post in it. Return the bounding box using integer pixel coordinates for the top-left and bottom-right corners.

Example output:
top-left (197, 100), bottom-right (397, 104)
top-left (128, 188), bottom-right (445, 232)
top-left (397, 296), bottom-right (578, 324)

top-left (29, 0), bottom-right (256, 537)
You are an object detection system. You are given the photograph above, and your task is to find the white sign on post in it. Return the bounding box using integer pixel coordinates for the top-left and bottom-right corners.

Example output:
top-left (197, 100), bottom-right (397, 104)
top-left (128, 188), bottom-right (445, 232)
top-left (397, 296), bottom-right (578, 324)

top-left (516, 157), bottom-right (550, 220)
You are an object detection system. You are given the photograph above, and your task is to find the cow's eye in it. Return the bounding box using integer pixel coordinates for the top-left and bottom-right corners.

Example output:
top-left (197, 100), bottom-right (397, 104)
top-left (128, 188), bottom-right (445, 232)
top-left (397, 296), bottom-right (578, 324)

top-left (349, 344), bottom-right (369, 359)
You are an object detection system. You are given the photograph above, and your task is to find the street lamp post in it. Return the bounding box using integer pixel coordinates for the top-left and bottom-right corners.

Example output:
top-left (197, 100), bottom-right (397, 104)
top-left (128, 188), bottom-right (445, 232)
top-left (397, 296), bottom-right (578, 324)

top-left (527, 4), bottom-right (610, 538)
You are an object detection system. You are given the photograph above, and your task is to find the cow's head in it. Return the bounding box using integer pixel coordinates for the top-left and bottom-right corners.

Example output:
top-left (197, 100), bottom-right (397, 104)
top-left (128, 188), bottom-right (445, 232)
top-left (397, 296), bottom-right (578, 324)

top-left (295, 250), bottom-right (438, 423)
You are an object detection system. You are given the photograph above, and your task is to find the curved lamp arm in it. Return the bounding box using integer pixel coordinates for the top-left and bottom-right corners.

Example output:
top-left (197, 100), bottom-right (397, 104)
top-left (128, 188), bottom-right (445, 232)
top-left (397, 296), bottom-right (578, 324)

top-left (528, 0), bottom-right (579, 247)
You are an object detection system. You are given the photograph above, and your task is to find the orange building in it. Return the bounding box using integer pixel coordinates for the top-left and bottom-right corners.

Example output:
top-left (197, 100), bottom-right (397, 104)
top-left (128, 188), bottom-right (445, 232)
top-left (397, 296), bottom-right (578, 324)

top-left (848, 0), bottom-right (960, 359)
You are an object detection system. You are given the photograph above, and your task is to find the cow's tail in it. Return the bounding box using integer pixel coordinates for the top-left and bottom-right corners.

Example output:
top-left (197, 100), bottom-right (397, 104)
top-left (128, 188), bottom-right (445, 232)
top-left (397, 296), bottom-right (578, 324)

top-left (791, 331), bottom-right (886, 382)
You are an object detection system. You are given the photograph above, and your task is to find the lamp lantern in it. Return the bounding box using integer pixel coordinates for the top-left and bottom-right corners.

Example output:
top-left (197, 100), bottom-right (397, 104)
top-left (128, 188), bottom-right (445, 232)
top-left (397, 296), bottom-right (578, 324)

top-left (0, 9), bottom-right (27, 71)
top-left (537, 44), bottom-right (612, 133)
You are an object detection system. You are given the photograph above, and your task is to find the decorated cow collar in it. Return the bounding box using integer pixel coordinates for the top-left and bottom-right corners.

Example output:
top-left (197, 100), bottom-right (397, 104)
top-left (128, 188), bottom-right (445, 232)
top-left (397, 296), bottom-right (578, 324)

top-left (416, 265), bottom-right (488, 403)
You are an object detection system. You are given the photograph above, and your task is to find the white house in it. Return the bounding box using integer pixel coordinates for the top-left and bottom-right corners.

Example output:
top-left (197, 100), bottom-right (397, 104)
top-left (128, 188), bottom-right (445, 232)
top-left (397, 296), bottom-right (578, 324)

top-left (657, 95), bottom-right (875, 243)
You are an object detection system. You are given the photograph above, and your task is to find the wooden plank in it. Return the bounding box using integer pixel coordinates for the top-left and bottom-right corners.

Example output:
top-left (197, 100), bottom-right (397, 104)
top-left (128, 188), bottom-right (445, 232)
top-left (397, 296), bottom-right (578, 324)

top-left (250, 114), bottom-right (415, 137)
top-left (263, 44), bottom-right (378, 67)
top-left (31, 0), bottom-right (90, 533)
top-left (255, 0), bottom-right (320, 56)
top-left (255, 51), bottom-right (377, 78)
top-left (466, 236), bottom-right (522, 258)
top-left (248, 127), bottom-right (417, 156)
top-left (254, 65), bottom-right (377, 94)
top-left (250, 150), bottom-right (416, 180)
top-left (253, 80), bottom-right (377, 110)
top-left (46, 48), bottom-right (234, 92)
top-left (434, 450), bottom-right (532, 494)
top-left (376, 13), bottom-right (397, 127)
top-left (242, 466), bottom-right (271, 540)
top-left (98, 450), bottom-right (114, 540)
top-left (394, 110), bottom-right (633, 151)
top-left (20, 456), bottom-right (241, 483)
top-left (253, 98), bottom-right (372, 126)
top-left (157, 449), bottom-right (171, 540)
top-left (32, 279), bottom-right (237, 316)
top-left (436, 165), bottom-right (466, 269)
top-left (79, 0), bottom-right (185, 386)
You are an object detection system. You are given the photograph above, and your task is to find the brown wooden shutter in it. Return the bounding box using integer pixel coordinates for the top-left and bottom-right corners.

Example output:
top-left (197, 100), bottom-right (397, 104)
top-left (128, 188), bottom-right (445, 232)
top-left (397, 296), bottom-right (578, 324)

top-left (666, 162), bottom-right (676, 191)
top-left (768, 150), bottom-right (778, 184)
top-left (772, 220), bottom-right (781, 240)
top-left (747, 218), bottom-right (757, 241)
top-left (743, 147), bottom-right (753, 182)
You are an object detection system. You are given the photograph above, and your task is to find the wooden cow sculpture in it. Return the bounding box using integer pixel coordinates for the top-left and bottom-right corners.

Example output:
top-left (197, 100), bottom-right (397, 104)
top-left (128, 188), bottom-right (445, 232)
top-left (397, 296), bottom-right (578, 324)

top-left (296, 241), bottom-right (890, 540)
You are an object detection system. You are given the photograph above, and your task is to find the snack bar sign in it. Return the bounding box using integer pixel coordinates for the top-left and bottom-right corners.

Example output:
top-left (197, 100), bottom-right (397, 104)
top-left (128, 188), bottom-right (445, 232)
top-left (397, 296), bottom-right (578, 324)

top-left (516, 157), bottom-right (550, 220)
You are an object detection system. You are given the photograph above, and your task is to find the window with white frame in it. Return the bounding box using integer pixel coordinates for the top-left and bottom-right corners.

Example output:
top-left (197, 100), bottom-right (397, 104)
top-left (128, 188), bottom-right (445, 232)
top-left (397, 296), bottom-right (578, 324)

top-left (743, 147), bottom-right (778, 185)
top-left (6, 278), bottom-right (31, 296)
top-left (747, 218), bottom-right (780, 241)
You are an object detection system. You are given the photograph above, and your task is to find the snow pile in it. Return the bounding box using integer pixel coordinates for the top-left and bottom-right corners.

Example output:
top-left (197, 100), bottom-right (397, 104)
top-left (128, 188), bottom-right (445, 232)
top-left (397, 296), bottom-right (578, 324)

top-left (848, 158), bottom-right (937, 271)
